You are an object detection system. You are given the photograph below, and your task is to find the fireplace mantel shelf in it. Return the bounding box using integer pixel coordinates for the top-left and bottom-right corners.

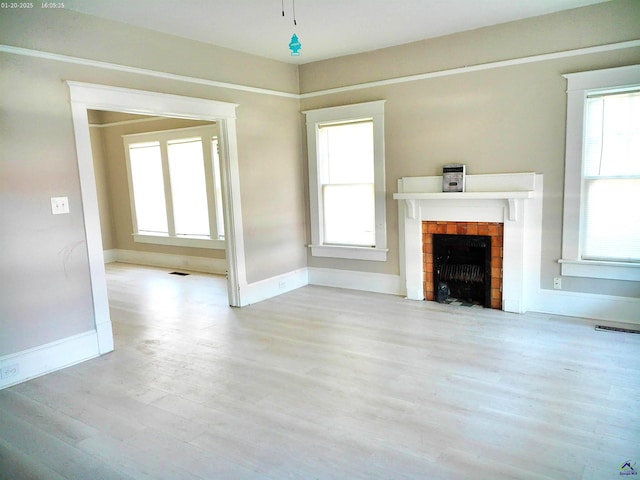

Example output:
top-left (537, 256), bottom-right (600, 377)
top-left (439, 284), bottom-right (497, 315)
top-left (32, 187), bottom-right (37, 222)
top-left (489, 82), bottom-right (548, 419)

top-left (393, 190), bottom-right (534, 222)
top-left (393, 191), bottom-right (534, 201)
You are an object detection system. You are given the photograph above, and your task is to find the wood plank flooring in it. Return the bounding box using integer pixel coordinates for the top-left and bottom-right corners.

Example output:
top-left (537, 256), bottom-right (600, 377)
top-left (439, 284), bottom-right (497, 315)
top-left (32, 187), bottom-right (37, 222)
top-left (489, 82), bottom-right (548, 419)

top-left (1, 262), bottom-right (639, 479)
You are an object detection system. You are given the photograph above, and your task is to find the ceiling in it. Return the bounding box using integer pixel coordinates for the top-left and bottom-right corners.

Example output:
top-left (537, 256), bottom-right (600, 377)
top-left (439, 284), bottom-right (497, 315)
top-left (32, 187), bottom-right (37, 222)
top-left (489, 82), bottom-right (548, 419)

top-left (64, 0), bottom-right (610, 65)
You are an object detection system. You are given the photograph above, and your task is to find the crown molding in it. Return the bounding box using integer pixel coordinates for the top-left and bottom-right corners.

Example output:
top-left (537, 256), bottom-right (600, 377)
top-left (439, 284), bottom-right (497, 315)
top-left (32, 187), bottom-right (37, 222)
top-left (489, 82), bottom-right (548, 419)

top-left (0, 45), bottom-right (300, 99)
top-left (2, 40), bottom-right (639, 100)
top-left (299, 40), bottom-right (640, 98)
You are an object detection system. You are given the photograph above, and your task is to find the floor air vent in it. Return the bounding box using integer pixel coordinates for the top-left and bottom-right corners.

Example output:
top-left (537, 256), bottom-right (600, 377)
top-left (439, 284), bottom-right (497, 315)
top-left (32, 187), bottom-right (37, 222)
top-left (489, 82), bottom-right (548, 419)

top-left (595, 325), bottom-right (640, 334)
top-left (169, 271), bottom-right (190, 276)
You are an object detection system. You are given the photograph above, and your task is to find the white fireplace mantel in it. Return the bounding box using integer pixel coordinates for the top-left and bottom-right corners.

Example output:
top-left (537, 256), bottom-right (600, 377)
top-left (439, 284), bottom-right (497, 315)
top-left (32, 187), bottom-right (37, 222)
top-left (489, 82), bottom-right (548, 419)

top-left (393, 190), bottom-right (534, 222)
top-left (394, 172), bottom-right (543, 313)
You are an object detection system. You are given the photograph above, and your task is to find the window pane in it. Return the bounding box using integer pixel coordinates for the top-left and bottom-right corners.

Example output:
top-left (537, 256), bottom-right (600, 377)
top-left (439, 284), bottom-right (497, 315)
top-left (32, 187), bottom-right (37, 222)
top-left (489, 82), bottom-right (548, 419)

top-left (129, 142), bottom-right (168, 234)
top-left (319, 121), bottom-right (374, 184)
top-left (167, 138), bottom-right (210, 237)
top-left (583, 179), bottom-right (640, 261)
top-left (319, 120), bottom-right (375, 246)
top-left (585, 91), bottom-right (640, 176)
top-left (323, 184), bottom-right (375, 246)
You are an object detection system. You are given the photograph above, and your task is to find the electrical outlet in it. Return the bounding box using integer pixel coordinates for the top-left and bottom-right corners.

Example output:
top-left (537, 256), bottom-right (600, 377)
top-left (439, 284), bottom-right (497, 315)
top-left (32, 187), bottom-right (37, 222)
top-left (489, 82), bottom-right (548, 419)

top-left (51, 196), bottom-right (70, 215)
top-left (553, 277), bottom-right (562, 290)
top-left (278, 281), bottom-right (286, 290)
top-left (1, 363), bottom-right (19, 380)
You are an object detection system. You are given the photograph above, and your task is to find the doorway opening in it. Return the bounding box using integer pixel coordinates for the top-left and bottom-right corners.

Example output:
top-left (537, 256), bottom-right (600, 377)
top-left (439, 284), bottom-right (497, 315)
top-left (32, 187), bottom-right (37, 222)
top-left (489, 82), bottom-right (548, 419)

top-left (89, 111), bottom-right (227, 273)
top-left (68, 82), bottom-right (246, 355)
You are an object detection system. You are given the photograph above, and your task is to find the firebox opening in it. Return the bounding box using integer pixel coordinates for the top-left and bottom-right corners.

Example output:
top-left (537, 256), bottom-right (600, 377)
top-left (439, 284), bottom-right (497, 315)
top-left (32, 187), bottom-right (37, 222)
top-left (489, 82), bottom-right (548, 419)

top-left (433, 234), bottom-right (492, 308)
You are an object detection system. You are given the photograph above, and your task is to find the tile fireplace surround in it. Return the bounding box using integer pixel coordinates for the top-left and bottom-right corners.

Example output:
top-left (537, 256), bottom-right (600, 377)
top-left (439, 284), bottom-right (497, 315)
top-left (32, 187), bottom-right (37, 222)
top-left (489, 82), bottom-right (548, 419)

top-left (394, 173), bottom-right (543, 313)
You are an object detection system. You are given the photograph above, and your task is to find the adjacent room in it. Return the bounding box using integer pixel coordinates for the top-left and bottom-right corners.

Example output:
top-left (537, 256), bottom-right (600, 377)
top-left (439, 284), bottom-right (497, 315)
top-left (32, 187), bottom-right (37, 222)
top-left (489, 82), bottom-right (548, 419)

top-left (1, 1), bottom-right (639, 478)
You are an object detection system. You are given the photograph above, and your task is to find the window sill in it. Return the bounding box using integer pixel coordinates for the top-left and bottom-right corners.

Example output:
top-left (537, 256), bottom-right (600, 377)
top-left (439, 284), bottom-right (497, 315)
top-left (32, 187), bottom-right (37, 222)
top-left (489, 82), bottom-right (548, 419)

top-left (134, 234), bottom-right (225, 250)
top-left (559, 259), bottom-right (640, 281)
top-left (309, 244), bottom-right (388, 262)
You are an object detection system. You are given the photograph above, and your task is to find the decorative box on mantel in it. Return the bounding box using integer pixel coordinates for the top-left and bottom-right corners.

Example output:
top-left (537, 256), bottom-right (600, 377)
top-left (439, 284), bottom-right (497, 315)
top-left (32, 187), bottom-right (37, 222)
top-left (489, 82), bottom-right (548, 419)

top-left (393, 172), bottom-right (544, 313)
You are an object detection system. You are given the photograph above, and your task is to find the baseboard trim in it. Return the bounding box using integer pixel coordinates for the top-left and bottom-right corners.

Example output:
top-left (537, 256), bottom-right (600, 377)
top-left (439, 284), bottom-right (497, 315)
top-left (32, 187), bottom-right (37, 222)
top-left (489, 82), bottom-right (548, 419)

top-left (103, 249), bottom-right (118, 264)
top-left (240, 267), bottom-right (403, 305)
top-left (104, 249), bottom-right (227, 275)
top-left (530, 288), bottom-right (640, 325)
top-left (240, 268), bottom-right (309, 306)
top-left (105, 253), bottom-right (638, 324)
top-left (0, 331), bottom-right (100, 390)
top-left (308, 267), bottom-right (402, 296)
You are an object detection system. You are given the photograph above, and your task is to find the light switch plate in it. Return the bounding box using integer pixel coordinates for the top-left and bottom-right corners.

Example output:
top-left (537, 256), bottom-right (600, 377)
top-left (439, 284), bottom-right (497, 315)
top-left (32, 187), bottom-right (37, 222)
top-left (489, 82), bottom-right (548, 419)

top-left (51, 196), bottom-right (69, 215)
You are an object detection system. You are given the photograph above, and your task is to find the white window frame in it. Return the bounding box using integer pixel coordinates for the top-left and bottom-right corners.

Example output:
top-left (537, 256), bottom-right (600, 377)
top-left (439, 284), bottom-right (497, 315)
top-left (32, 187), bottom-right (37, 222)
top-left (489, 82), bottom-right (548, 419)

top-left (123, 125), bottom-right (225, 250)
top-left (560, 64), bottom-right (640, 281)
top-left (304, 101), bottom-right (388, 261)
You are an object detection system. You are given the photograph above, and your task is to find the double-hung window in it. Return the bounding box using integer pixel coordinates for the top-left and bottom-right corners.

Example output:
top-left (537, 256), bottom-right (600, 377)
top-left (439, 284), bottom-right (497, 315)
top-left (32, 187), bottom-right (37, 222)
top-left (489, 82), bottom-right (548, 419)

top-left (305, 101), bottom-right (387, 261)
top-left (123, 125), bottom-right (225, 249)
top-left (560, 65), bottom-right (640, 280)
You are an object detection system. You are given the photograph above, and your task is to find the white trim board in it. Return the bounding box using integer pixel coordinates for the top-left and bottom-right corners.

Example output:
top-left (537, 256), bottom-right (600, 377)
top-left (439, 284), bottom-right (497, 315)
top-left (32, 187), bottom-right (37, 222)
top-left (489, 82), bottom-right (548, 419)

top-left (0, 45), bottom-right (298, 99)
top-left (0, 331), bottom-right (100, 390)
top-left (216, 266), bottom-right (402, 306)
top-left (104, 249), bottom-right (227, 275)
top-left (103, 249), bottom-right (118, 264)
top-left (308, 267), bottom-right (403, 296)
top-left (2, 40), bottom-right (639, 100)
top-left (89, 116), bottom-right (173, 128)
top-left (530, 288), bottom-right (640, 325)
top-left (299, 40), bottom-right (640, 98)
top-left (240, 268), bottom-right (309, 306)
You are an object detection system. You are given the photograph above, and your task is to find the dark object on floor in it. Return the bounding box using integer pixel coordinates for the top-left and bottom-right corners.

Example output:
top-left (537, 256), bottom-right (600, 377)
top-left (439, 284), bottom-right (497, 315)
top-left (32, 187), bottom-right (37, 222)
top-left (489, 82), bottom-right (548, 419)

top-left (436, 282), bottom-right (450, 303)
top-left (169, 271), bottom-right (190, 276)
top-left (595, 325), bottom-right (640, 334)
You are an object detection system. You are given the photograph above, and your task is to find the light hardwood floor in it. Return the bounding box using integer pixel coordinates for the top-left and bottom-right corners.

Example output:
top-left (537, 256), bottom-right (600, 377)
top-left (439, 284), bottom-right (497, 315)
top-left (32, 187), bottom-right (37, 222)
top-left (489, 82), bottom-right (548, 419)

top-left (1, 263), bottom-right (639, 479)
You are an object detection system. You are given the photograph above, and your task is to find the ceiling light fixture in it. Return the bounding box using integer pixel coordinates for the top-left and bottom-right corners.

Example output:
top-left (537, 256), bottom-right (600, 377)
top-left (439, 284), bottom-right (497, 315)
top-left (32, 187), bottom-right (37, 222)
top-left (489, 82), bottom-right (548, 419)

top-left (282, 0), bottom-right (301, 56)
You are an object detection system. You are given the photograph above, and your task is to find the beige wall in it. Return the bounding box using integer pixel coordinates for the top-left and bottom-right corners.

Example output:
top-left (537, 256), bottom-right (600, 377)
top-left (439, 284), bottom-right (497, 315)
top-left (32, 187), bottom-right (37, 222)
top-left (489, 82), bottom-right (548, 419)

top-left (0, 9), bottom-right (306, 355)
top-left (299, 0), bottom-right (640, 298)
top-left (1, 1), bottom-right (639, 358)
top-left (1, 54), bottom-right (96, 355)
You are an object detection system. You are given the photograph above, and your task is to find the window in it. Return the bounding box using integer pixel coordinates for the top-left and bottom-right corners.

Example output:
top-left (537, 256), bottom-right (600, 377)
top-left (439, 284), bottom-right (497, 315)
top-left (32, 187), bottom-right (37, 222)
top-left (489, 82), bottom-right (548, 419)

top-left (124, 125), bottom-right (225, 249)
top-left (582, 91), bottom-right (640, 261)
top-left (304, 101), bottom-right (387, 261)
top-left (560, 65), bottom-right (640, 281)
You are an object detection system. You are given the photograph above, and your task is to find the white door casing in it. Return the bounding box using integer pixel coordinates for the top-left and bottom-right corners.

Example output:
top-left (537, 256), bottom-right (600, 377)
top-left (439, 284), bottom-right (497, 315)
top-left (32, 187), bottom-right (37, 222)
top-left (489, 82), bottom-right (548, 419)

top-left (67, 82), bottom-right (247, 354)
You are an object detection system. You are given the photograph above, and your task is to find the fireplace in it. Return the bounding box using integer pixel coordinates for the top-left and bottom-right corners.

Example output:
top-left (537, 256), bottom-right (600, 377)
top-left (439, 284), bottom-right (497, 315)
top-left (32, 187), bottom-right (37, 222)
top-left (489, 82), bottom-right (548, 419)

top-left (394, 172), bottom-right (543, 313)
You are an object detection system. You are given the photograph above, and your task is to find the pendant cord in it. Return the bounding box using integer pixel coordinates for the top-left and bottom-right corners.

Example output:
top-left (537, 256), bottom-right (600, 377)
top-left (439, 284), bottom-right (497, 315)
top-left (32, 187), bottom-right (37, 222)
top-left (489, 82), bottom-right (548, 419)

top-left (282, 0), bottom-right (297, 26)
top-left (293, 0), bottom-right (297, 26)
